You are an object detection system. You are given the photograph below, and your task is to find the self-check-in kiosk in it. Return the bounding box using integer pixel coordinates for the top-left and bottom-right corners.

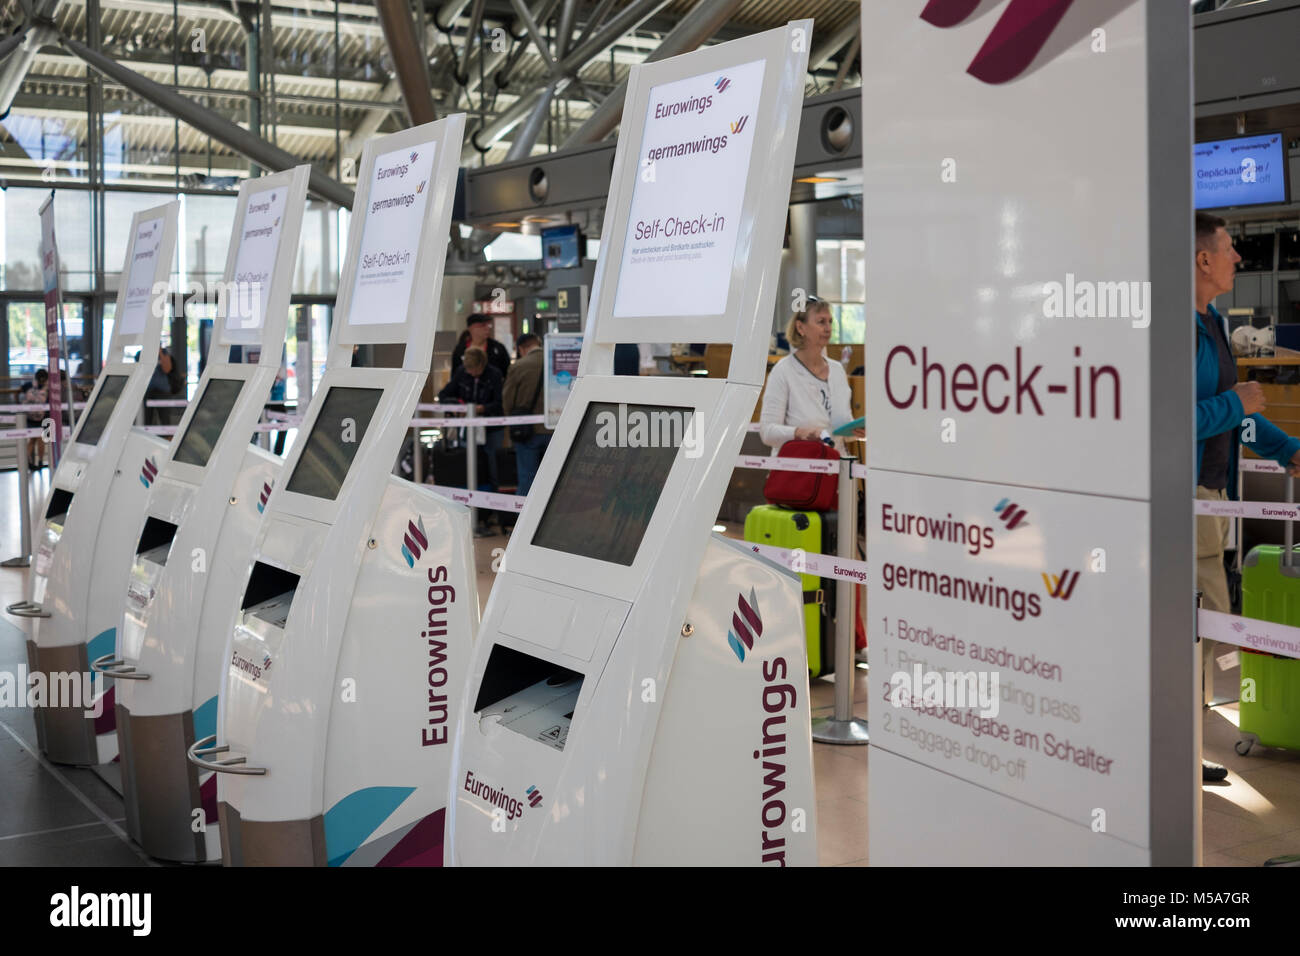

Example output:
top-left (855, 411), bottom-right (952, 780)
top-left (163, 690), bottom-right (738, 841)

top-left (190, 116), bottom-right (478, 866)
top-left (95, 166), bottom-right (310, 862)
top-left (448, 23), bottom-right (817, 866)
top-left (18, 203), bottom-right (179, 766)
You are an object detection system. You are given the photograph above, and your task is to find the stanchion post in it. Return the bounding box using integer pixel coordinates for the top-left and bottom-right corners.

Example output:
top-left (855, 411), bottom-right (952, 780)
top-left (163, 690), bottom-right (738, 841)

top-left (466, 422), bottom-right (477, 527)
top-left (811, 455), bottom-right (869, 745)
top-left (413, 425), bottom-right (424, 484)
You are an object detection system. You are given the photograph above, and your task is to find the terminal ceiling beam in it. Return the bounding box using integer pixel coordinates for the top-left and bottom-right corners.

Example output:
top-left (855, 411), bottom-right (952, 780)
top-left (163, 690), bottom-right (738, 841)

top-left (554, 0), bottom-right (578, 60)
top-left (561, 0), bottom-right (742, 149)
top-left (375, 0), bottom-right (438, 125)
top-left (808, 15), bottom-right (859, 73)
top-left (462, 0), bottom-right (559, 96)
top-left (504, 78), bottom-right (555, 161)
top-left (59, 32), bottom-right (354, 208)
top-left (455, 0), bottom-right (488, 85)
top-left (434, 0), bottom-right (473, 33)
top-left (510, 0), bottom-right (558, 75)
top-left (0, 0), bottom-right (60, 118)
top-left (462, 0), bottom-right (668, 161)
top-left (559, 0), bottom-right (672, 80)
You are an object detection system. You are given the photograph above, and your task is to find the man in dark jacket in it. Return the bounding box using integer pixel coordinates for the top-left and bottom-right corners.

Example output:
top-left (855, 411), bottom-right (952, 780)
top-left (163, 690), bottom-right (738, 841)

top-left (502, 334), bottom-right (553, 497)
top-left (1194, 211), bottom-right (1300, 781)
top-left (452, 314), bottom-right (511, 378)
top-left (439, 346), bottom-right (505, 535)
top-left (144, 346), bottom-right (185, 425)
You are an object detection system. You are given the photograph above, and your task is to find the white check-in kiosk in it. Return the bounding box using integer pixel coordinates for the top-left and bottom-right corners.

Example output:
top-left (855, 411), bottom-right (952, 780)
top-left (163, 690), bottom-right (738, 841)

top-left (19, 204), bottom-right (179, 766)
top-left (448, 23), bottom-right (816, 866)
top-left (96, 166), bottom-right (310, 862)
top-left (192, 116), bottom-right (478, 867)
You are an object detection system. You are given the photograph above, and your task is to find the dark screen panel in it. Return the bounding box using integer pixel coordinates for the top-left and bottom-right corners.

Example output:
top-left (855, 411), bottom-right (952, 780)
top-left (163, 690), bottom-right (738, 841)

top-left (74, 375), bottom-right (129, 447)
top-left (283, 387), bottom-right (384, 500)
top-left (172, 377), bottom-right (246, 467)
top-left (531, 401), bottom-right (691, 566)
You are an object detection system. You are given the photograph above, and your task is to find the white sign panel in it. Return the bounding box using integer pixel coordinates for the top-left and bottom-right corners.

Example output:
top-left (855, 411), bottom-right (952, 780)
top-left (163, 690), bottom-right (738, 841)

top-left (869, 469), bottom-right (1150, 846)
top-left (118, 216), bottom-right (166, 336)
top-left (226, 186), bottom-right (288, 330)
top-left (863, 14), bottom-right (1151, 500)
top-left (611, 58), bottom-right (764, 318)
top-left (348, 141), bottom-right (437, 326)
top-left (864, 1), bottom-right (1191, 865)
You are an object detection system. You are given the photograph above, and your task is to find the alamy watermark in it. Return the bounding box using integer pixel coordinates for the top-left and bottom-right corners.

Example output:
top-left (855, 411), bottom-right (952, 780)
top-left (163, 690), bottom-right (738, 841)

top-left (889, 663), bottom-right (1000, 718)
top-left (594, 404), bottom-right (702, 458)
top-left (0, 667), bottom-right (103, 719)
top-left (1042, 273), bottom-right (1150, 329)
top-left (149, 278), bottom-right (265, 328)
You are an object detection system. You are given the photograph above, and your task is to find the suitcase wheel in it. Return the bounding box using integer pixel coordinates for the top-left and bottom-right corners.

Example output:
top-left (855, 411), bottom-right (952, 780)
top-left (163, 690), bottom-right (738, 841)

top-left (1234, 733), bottom-right (1259, 757)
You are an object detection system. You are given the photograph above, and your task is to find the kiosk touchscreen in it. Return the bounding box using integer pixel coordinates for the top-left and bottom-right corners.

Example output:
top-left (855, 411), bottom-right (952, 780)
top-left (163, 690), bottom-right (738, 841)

top-left (98, 166), bottom-right (310, 862)
top-left (448, 23), bottom-right (817, 866)
top-left (16, 204), bottom-right (179, 766)
top-left (190, 116), bottom-right (479, 867)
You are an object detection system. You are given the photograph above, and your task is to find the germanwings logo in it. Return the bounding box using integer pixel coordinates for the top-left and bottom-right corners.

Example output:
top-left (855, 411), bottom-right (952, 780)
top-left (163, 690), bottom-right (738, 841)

top-left (993, 497), bottom-right (1029, 529)
top-left (257, 480), bottom-right (272, 513)
top-left (727, 588), bottom-right (763, 662)
top-left (1042, 569), bottom-right (1079, 600)
top-left (920, 0), bottom-right (1077, 84)
top-left (416, 180), bottom-right (426, 194)
top-left (715, 76), bottom-right (731, 93)
top-left (140, 456), bottom-right (158, 488)
top-left (730, 115), bottom-right (749, 135)
top-left (401, 516), bottom-right (428, 568)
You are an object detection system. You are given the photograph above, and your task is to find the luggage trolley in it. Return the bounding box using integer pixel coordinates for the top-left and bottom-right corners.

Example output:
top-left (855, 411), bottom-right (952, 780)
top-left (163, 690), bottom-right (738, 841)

top-left (17, 203), bottom-right (179, 766)
top-left (448, 23), bottom-right (818, 866)
top-left (99, 166), bottom-right (311, 861)
top-left (192, 116), bottom-right (478, 866)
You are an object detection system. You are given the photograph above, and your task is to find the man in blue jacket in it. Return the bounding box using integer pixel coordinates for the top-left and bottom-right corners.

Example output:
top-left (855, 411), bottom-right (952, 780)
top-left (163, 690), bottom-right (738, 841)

top-left (1195, 212), bottom-right (1300, 780)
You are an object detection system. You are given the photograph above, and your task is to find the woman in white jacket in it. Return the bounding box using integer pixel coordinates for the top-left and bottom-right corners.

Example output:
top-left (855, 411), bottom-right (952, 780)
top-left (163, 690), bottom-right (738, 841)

top-left (759, 297), bottom-right (862, 452)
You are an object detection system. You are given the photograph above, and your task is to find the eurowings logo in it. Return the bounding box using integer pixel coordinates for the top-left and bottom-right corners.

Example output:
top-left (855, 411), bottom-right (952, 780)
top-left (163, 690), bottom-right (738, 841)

top-left (993, 497), bottom-right (1029, 530)
top-left (920, 0), bottom-right (1077, 85)
top-left (262, 653), bottom-right (273, 673)
top-left (257, 480), bottom-right (272, 513)
top-left (730, 115), bottom-right (749, 135)
top-left (1042, 569), bottom-right (1079, 601)
top-left (727, 588), bottom-right (763, 662)
top-left (401, 516), bottom-right (428, 568)
top-left (409, 151), bottom-right (418, 164)
top-left (525, 785), bottom-right (542, 808)
top-left (140, 456), bottom-right (158, 488)
top-left (715, 76), bottom-right (731, 93)
top-left (1231, 620), bottom-right (1247, 633)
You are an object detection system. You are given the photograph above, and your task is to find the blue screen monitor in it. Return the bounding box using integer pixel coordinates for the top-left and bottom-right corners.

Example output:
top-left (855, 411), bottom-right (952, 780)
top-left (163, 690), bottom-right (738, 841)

top-left (1194, 133), bottom-right (1288, 210)
top-left (542, 224), bottom-right (582, 270)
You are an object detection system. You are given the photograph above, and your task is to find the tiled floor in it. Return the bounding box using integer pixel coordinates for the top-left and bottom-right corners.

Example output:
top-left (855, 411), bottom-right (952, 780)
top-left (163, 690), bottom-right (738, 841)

top-left (3, 470), bottom-right (1299, 866)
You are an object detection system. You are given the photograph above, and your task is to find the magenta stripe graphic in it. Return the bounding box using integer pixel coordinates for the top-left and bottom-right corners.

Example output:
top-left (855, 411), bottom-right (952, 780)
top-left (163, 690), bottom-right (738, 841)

top-left (920, 0), bottom-right (982, 28)
top-left (966, 0), bottom-right (1076, 84)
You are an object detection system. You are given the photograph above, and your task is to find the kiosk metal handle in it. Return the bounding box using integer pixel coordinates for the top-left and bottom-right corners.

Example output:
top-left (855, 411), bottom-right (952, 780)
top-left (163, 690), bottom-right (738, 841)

top-left (89, 653), bottom-right (151, 680)
top-left (5, 600), bottom-right (51, 618)
top-left (186, 734), bottom-right (267, 775)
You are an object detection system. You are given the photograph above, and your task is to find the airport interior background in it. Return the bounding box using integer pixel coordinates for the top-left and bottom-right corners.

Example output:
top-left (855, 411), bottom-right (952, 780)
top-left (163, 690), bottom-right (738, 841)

top-left (0, 0), bottom-right (1299, 869)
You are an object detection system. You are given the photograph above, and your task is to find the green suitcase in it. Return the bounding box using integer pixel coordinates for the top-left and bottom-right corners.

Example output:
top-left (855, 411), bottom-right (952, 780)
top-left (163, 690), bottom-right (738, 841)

top-left (1238, 541), bottom-right (1300, 753)
top-left (743, 504), bottom-right (833, 677)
